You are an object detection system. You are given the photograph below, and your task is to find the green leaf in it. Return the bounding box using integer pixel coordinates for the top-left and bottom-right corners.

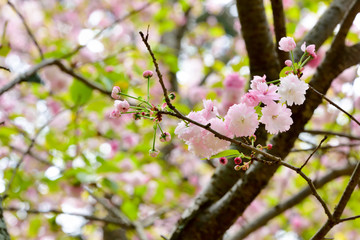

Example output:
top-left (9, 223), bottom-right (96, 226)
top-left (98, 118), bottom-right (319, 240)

top-left (205, 149), bottom-right (241, 160)
top-left (28, 217), bottom-right (42, 237)
top-left (69, 80), bottom-right (93, 106)
top-left (25, 73), bottom-right (44, 84)
top-left (121, 201), bottom-right (138, 221)
top-left (0, 44), bottom-right (10, 57)
top-left (279, 66), bottom-right (292, 78)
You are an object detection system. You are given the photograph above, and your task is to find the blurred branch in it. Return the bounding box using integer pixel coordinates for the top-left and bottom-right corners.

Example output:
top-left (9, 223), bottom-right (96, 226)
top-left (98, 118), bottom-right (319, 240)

top-left (0, 58), bottom-right (57, 96)
top-left (227, 163), bottom-right (357, 240)
top-left (85, 186), bottom-right (148, 240)
top-left (291, 142), bottom-right (360, 152)
top-left (303, 129), bottom-right (360, 140)
top-left (299, 136), bottom-right (327, 171)
top-left (294, 0), bottom-right (355, 60)
top-left (311, 161), bottom-right (360, 239)
top-left (10, 145), bottom-right (54, 167)
top-left (4, 207), bottom-right (128, 227)
top-left (270, 0), bottom-right (288, 66)
top-left (62, 1), bottom-right (154, 59)
top-left (309, 85), bottom-right (360, 126)
top-left (0, 66), bottom-right (10, 72)
top-left (7, 1), bottom-right (44, 59)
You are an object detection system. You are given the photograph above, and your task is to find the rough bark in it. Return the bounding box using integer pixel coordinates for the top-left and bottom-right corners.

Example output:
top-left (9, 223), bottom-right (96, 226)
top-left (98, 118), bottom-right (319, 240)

top-left (0, 198), bottom-right (10, 240)
top-left (168, 0), bottom-right (360, 239)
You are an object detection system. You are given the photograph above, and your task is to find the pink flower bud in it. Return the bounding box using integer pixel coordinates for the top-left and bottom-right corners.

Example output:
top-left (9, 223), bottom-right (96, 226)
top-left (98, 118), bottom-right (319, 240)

top-left (149, 149), bottom-right (159, 157)
top-left (219, 157), bottom-right (228, 165)
top-left (168, 92), bottom-right (176, 100)
top-left (234, 165), bottom-right (241, 171)
top-left (160, 132), bottom-right (171, 142)
top-left (111, 86), bottom-right (121, 99)
top-left (242, 164), bottom-right (250, 171)
top-left (278, 37), bottom-right (296, 52)
top-left (267, 144), bottom-right (273, 150)
top-left (109, 109), bottom-right (121, 119)
top-left (114, 100), bottom-right (130, 113)
top-left (285, 60), bottom-right (292, 67)
top-left (106, 66), bottom-right (114, 72)
top-left (234, 157), bottom-right (242, 165)
top-left (143, 70), bottom-right (153, 78)
top-left (306, 45), bottom-right (317, 58)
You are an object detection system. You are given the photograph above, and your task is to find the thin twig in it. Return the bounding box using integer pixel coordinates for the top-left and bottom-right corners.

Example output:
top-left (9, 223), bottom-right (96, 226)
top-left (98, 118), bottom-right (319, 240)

top-left (309, 85), bottom-right (360, 126)
top-left (299, 136), bottom-right (327, 170)
top-left (62, 2), bottom-right (154, 59)
top-left (0, 66), bottom-right (10, 72)
top-left (311, 161), bottom-right (360, 240)
top-left (303, 129), bottom-right (360, 141)
top-left (253, 157), bottom-right (334, 220)
top-left (4, 207), bottom-right (129, 226)
top-left (7, 1), bottom-right (44, 59)
top-left (291, 142), bottom-right (360, 152)
top-left (339, 214), bottom-right (360, 223)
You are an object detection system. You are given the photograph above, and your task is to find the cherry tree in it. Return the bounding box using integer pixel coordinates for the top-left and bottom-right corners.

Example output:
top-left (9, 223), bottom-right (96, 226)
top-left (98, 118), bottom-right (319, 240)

top-left (1, 0), bottom-right (360, 239)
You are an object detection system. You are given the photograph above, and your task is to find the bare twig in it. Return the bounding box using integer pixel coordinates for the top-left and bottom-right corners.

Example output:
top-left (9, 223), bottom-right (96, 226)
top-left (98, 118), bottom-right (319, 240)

top-left (311, 161), bottom-right (360, 240)
top-left (0, 59), bottom-right (57, 96)
top-left (303, 129), bottom-right (360, 141)
top-left (339, 214), bottom-right (360, 223)
top-left (62, 2), bottom-right (154, 59)
top-left (291, 142), bottom-right (360, 152)
top-left (3, 109), bottom-right (67, 197)
top-left (299, 136), bottom-right (327, 171)
top-left (7, 1), bottom-right (44, 59)
top-left (309, 85), bottom-right (360, 127)
top-left (4, 207), bottom-right (128, 226)
top-left (270, 0), bottom-right (288, 66)
top-left (227, 163), bottom-right (357, 240)
top-left (253, 157), bottom-right (334, 220)
top-left (0, 66), bottom-right (10, 72)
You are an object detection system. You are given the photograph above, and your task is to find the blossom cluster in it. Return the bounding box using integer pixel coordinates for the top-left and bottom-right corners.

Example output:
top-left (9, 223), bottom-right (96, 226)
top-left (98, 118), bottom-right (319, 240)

top-left (175, 37), bottom-right (315, 159)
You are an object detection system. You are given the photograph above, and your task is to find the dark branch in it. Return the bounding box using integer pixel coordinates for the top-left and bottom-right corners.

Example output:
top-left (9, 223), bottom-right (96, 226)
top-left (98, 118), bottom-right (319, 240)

top-left (303, 129), bottom-right (360, 141)
top-left (270, 0), bottom-right (288, 66)
top-left (299, 136), bottom-right (327, 171)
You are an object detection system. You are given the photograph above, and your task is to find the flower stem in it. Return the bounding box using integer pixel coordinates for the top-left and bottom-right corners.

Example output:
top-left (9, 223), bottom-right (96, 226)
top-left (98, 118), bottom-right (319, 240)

top-left (147, 77), bottom-right (150, 102)
top-left (119, 92), bottom-right (152, 107)
top-left (152, 124), bottom-right (158, 150)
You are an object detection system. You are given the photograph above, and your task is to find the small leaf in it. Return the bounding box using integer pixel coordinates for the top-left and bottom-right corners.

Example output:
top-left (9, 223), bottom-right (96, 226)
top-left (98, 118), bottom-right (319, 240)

top-left (0, 44), bottom-right (11, 57)
top-left (279, 66), bottom-right (292, 78)
top-left (205, 149), bottom-right (240, 160)
top-left (69, 80), bottom-right (93, 106)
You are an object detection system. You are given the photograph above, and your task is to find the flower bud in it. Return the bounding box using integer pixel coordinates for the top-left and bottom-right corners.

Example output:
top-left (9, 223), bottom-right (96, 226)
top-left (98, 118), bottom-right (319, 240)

top-left (109, 109), bottom-right (121, 119)
top-left (168, 92), bottom-right (176, 100)
top-left (234, 157), bottom-right (242, 165)
top-left (149, 149), bottom-right (159, 157)
top-left (111, 86), bottom-right (121, 99)
top-left (267, 144), bottom-right (273, 150)
top-left (234, 165), bottom-right (241, 171)
top-left (143, 70), bottom-right (153, 78)
top-left (285, 60), bottom-right (292, 67)
top-left (219, 157), bottom-right (228, 165)
top-left (160, 132), bottom-right (171, 142)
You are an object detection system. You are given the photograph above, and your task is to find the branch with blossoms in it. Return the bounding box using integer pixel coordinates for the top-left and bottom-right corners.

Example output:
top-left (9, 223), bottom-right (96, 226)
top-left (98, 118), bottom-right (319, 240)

top-left (105, 29), bottom-right (360, 239)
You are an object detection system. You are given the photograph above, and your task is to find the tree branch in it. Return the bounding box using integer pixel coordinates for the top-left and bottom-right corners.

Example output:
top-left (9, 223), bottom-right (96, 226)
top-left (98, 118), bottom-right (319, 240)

top-left (299, 136), bottom-right (327, 170)
top-left (311, 161), bottom-right (360, 240)
top-left (270, 0), bottom-right (288, 66)
top-left (7, 0), bottom-right (44, 59)
top-left (227, 163), bottom-right (357, 240)
top-left (303, 129), bottom-right (360, 141)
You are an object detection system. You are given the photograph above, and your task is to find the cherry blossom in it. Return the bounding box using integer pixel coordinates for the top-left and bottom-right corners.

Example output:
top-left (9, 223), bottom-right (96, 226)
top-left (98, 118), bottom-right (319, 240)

top-left (278, 37), bottom-right (296, 52)
top-left (260, 103), bottom-right (293, 134)
top-left (225, 103), bottom-right (259, 137)
top-left (278, 73), bottom-right (309, 105)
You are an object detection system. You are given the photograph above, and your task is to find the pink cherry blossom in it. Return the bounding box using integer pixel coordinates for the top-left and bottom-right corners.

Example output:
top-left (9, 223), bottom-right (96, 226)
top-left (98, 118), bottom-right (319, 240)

top-left (109, 109), bottom-right (121, 118)
top-left (225, 103), bottom-right (259, 137)
top-left (114, 100), bottom-right (130, 113)
top-left (174, 111), bottom-right (206, 142)
top-left (250, 83), bottom-right (280, 105)
top-left (111, 86), bottom-right (121, 99)
top-left (187, 118), bottom-right (232, 159)
top-left (278, 37), bottom-right (296, 52)
top-left (278, 73), bottom-right (309, 105)
top-left (240, 92), bottom-right (260, 107)
top-left (200, 99), bottom-right (219, 120)
top-left (250, 75), bottom-right (267, 90)
top-left (224, 73), bottom-right (245, 89)
top-left (301, 42), bottom-right (317, 58)
top-left (260, 103), bottom-right (293, 134)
